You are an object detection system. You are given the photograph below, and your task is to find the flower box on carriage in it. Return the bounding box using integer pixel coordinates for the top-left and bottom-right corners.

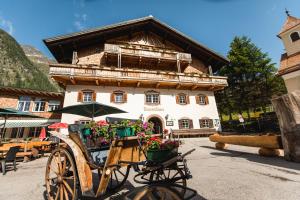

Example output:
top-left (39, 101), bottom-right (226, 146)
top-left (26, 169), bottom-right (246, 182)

top-left (145, 136), bottom-right (180, 163)
top-left (147, 147), bottom-right (178, 162)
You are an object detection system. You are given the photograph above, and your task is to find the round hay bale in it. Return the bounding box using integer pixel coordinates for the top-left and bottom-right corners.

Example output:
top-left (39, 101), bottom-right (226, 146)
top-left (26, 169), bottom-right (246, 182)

top-left (258, 148), bottom-right (280, 157)
top-left (215, 142), bottom-right (228, 150)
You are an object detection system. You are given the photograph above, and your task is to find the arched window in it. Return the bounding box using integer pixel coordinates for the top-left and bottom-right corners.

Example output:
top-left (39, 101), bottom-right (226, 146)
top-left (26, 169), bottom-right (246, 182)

top-left (145, 90), bottom-right (160, 105)
top-left (178, 118), bottom-right (193, 129)
top-left (77, 89), bottom-right (96, 102)
top-left (199, 118), bottom-right (214, 128)
top-left (176, 93), bottom-right (190, 105)
top-left (111, 90), bottom-right (127, 103)
top-left (196, 94), bottom-right (209, 105)
top-left (290, 32), bottom-right (300, 42)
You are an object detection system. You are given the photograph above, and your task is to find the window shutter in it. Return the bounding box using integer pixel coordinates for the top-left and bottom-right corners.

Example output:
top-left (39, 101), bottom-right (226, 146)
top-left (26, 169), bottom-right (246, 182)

top-left (199, 120), bottom-right (204, 128)
top-left (110, 93), bottom-right (115, 103)
top-left (186, 95), bottom-right (190, 104)
top-left (209, 119), bottom-right (214, 128)
top-left (77, 91), bottom-right (83, 102)
top-left (176, 95), bottom-right (179, 104)
top-left (195, 95), bottom-right (200, 104)
top-left (205, 96), bottom-right (209, 105)
top-left (92, 91), bottom-right (96, 101)
top-left (189, 119), bottom-right (193, 129)
top-left (123, 93), bottom-right (127, 103)
top-left (178, 120), bottom-right (183, 129)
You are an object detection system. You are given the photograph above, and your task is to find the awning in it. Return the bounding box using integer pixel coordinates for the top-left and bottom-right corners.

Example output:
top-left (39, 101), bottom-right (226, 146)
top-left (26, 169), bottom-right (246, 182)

top-left (0, 119), bottom-right (60, 128)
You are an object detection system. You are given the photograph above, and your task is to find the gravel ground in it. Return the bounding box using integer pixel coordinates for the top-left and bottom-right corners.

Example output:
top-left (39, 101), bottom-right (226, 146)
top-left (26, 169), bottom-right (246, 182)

top-left (0, 138), bottom-right (300, 200)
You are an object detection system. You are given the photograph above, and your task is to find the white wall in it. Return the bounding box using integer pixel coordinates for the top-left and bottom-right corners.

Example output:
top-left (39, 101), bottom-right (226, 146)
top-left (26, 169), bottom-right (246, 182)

top-left (61, 85), bottom-right (221, 130)
top-left (282, 70), bottom-right (300, 93)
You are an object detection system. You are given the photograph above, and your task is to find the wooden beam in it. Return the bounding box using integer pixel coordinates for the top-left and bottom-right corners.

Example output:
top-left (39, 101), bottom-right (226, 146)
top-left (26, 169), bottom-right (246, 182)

top-left (136, 81), bottom-right (141, 87)
top-left (191, 85), bottom-right (198, 90)
top-left (156, 82), bottom-right (160, 88)
top-left (70, 77), bottom-right (76, 85)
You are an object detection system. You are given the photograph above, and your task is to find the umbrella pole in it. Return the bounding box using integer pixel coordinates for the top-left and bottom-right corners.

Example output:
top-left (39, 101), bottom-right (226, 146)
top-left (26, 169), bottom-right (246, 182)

top-left (1, 115), bottom-right (7, 142)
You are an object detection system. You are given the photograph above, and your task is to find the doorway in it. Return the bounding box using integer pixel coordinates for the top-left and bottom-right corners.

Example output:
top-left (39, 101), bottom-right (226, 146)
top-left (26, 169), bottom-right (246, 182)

top-left (148, 117), bottom-right (163, 134)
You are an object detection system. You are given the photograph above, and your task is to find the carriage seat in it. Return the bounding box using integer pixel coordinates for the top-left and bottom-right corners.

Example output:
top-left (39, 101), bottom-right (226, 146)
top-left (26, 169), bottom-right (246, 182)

top-left (68, 124), bottom-right (107, 169)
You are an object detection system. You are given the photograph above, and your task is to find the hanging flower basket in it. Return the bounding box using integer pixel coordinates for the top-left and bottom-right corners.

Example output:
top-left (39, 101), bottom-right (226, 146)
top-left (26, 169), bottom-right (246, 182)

top-left (116, 127), bottom-right (135, 137)
top-left (147, 148), bottom-right (178, 162)
top-left (82, 128), bottom-right (92, 136)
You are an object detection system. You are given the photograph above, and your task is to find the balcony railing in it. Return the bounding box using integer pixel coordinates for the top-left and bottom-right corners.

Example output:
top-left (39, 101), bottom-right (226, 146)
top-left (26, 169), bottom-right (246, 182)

top-left (49, 64), bottom-right (228, 86)
top-left (104, 43), bottom-right (192, 62)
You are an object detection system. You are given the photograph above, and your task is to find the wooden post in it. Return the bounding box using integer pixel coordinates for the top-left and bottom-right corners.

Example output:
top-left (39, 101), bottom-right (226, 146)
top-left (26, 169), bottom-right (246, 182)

top-left (272, 91), bottom-right (300, 162)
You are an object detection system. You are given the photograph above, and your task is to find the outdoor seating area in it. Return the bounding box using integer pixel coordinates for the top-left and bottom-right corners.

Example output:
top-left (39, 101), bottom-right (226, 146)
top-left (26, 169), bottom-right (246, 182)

top-left (0, 140), bottom-right (54, 174)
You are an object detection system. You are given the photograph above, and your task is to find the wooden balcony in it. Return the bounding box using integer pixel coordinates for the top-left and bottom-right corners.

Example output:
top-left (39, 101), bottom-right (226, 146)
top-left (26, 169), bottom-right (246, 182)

top-left (104, 43), bottom-right (191, 72)
top-left (104, 43), bottom-right (192, 62)
top-left (49, 63), bottom-right (228, 91)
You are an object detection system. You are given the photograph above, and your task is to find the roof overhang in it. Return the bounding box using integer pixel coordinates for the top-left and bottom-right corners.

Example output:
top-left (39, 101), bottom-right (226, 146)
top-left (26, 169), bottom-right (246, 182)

top-left (44, 16), bottom-right (229, 72)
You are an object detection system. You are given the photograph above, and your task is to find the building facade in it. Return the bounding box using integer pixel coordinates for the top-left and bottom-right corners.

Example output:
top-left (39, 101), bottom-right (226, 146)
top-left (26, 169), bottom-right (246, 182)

top-left (44, 16), bottom-right (228, 135)
top-left (278, 13), bottom-right (300, 92)
top-left (0, 87), bottom-right (64, 139)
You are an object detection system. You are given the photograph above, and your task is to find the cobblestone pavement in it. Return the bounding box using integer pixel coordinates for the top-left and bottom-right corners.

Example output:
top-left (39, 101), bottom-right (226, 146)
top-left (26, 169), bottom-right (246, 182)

top-left (0, 138), bottom-right (300, 200)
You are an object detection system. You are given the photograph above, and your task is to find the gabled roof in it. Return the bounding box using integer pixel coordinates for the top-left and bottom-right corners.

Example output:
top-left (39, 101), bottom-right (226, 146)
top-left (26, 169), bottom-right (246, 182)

top-left (0, 86), bottom-right (64, 98)
top-left (44, 16), bottom-right (228, 71)
top-left (278, 15), bottom-right (300, 37)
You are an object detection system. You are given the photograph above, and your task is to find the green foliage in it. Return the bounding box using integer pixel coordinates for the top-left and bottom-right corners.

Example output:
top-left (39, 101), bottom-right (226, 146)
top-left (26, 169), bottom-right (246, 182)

top-left (216, 36), bottom-right (287, 120)
top-left (0, 28), bottom-right (58, 92)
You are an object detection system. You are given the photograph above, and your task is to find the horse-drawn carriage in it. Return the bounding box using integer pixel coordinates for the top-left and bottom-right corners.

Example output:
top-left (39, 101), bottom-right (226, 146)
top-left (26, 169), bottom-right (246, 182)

top-left (45, 103), bottom-right (195, 200)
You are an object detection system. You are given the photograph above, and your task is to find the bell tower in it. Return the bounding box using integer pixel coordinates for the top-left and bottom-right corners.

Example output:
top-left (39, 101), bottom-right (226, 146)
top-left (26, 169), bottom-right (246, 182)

top-left (277, 10), bottom-right (300, 93)
top-left (278, 11), bottom-right (300, 56)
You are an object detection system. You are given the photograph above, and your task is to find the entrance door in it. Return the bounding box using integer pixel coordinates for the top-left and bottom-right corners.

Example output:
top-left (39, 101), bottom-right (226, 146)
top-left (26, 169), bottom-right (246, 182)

top-left (148, 117), bottom-right (163, 134)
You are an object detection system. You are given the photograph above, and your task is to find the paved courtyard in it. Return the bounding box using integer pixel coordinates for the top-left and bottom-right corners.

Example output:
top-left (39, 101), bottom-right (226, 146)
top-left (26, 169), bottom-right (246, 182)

top-left (0, 138), bottom-right (300, 200)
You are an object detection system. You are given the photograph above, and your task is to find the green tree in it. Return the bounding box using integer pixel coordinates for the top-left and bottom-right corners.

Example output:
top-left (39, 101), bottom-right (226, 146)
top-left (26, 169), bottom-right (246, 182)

top-left (216, 36), bottom-right (286, 120)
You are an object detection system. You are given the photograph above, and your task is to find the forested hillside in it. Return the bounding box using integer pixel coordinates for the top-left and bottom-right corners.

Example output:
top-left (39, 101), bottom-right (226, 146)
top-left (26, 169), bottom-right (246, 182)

top-left (0, 28), bottom-right (58, 91)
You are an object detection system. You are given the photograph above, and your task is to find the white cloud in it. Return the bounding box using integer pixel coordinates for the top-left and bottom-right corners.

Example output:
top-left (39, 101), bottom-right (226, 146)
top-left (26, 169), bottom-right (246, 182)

top-left (0, 15), bottom-right (13, 35)
top-left (73, 13), bottom-right (88, 31)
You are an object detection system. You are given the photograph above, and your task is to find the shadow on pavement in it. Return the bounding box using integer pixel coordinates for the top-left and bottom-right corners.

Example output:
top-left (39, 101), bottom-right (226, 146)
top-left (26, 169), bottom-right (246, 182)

top-left (201, 146), bottom-right (300, 171)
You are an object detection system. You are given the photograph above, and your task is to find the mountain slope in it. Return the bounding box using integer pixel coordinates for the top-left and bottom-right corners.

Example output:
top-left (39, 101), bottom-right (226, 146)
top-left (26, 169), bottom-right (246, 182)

top-left (0, 29), bottom-right (58, 92)
top-left (21, 45), bottom-right (61, 91)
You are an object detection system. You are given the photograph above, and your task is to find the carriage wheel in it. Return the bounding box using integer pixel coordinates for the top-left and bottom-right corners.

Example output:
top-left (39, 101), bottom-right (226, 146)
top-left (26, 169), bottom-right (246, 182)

top-left (45, 148), bottom-right (78, 200)
top-left (107, 165), bottom-right (130, 191)
top-left (149, 167), bottom-right (187, 197)
top-left (127, 185), bottom-right (182, 200)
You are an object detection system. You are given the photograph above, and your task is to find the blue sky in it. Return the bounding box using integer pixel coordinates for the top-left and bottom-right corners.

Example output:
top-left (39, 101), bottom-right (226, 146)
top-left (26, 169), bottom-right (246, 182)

top-left (0, 0), bottom-right (299, 66)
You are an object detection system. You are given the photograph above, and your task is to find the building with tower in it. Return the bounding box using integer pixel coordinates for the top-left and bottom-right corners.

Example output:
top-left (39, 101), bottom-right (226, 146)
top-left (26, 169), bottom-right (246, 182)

top-left (277, 11), bottom-right (300, 92)
top-left (44, 16), bottom-right (228, 136)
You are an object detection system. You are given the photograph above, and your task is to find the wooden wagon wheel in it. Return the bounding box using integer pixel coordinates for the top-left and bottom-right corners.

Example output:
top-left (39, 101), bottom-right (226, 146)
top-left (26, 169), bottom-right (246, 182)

top-left (128, 185), bottom-right (182, 200)
top-left (45, 148), bottom-right (78, 200)
top-left (149, 167), bottom-right (187, 197)
top-left (107, 165), bottom-right (130, 191)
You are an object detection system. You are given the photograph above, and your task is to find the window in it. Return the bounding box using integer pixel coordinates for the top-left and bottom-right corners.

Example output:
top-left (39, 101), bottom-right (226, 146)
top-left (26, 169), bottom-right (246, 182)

top-left (18, 96), bottom-right (31, 112)
top-left (179, 95), bottom-right (186, 104)
top-left (78, 90), bottom-right (96, 102)
top-left (115, 93), bottom-right (123, 103)
top-left (199, 119), bottom-right (213, 128)
top-left (75, 120), bottom-right (90, 125)
top-left (196, 95), bottom-right (208, 105)
top-left (83, 91), bottom-right (93, 102)
top-left (48, 100), bottom-right (60, 111)
top-left (178, 119), bottom-right (193, 129)
top-left (290, 32), bottom-right (300, 42)
top-left (33, 98), bottom-right (46, 112)
top-left (111, 91), bottom-right (127, 103)
top-left (10, 127), bottom-right (24, 138)
top-left (145, 91), bottom-right (160, 104)
top-left (29, 127), bottom-right (42, 138)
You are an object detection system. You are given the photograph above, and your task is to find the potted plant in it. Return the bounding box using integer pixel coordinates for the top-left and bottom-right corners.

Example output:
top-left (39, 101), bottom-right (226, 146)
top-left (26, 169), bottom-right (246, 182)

top-left (116, 120), bottom-right (135, 137)
top-left (146, 137), bottom-right (180, 162)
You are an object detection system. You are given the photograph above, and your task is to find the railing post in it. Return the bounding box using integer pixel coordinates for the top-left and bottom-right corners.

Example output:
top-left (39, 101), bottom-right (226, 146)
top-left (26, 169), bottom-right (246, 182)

top-left (176, 54), bottom-right (181, 73)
